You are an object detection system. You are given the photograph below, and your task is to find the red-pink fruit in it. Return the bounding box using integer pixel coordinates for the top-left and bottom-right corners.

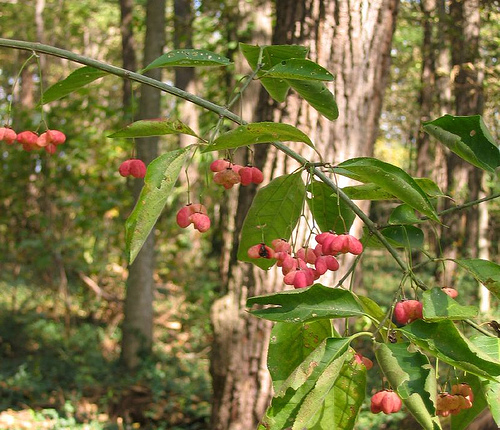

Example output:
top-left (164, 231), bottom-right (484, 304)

top-left (210, 159), bottom-right (231, 172)
top-left (272, 238), bottom-right (291, 254)
top-left (442, 287), bottom-right (458, 298)
top-left (394, 300), bottom-right (423, 325)
top-left (238, 166), bottom-right (253, 186)
top-left (248, 243), bottom-right (275, 259)
top-left (214, 168), bottom-right (241, 189)
top-left (296, 247), bottom-right (317, 264)
top-left (323, 234), bottom-right (363, 255)
top-left (189, 212), bottom-right (211, 233)
top-left (354, 353), bottom-right (373, 370)
top-left (129, 159), bottom-right (147, 178)
top-left (119, 160), bottom-right (133, 177)
top-left (371, 390), bottom-right (402, 414)
top-left (251, 167), bottom-right (264, 184)
top-left (49, 130), bottom-right (66, 145)
top-left (394, 301), bottom-right (409, 325)
top-left (17, 131), bottom-right (39, 148)
top-left (176, 206), bottom-right (193, 228)
top-left (0, 127), bottom-right (17, 144)
top-left (451, 383), bottom-right (474, 408)
top-left (36, 132), bottom-right (51, 147)
top-left (45, 143), bottom-right (57, 154)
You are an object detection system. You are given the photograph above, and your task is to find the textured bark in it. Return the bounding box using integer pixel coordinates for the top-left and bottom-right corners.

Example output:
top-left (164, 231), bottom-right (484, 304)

top-left (210, 0), bottom-right (399, 428)
top-left (121, 0), bottom-right (166, 370)
top-left (119, 0), bottom-right (137, 113)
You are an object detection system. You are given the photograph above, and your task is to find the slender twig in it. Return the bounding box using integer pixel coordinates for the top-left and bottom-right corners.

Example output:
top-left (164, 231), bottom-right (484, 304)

top-left (0, 38), bottom-right (494, 337)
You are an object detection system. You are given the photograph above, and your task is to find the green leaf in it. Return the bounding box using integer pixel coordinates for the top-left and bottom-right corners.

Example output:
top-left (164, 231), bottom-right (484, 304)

top-left (108, 119), bottom-right (199, 138)
top-left (422, 288), bottom-right (478, 321)
top-left (264, 59), bottom-right (334, 81)
top-left (292, 351), bottom-right (350, 430)
top-left (342, 183), bottom-right (396, 200)
top-left (469, 336), bottom-right (500, 425)
top-left (308, 355), bottom-right (367, 430)
top-left (450, 373), bottom-right (488, 430)
top-left (203, 122), bottom-right (314, 152)
top-left (389, 204), bottom-right (422, 225)
top-left (246, 284), bottom-right (365, 323)
top-left (356, 295), bottom-right (390, 325)
top-left (286, 79), bottom-right (339, 120)
top-left (42, 66), bottom-right (108, 104)
top-left (142, 49), bottom-right (232, 71)
top-left (399, 320), bottom-right (500, 381)
top-left (453, 259), bottom-right (500, 300)
top-left (237, 173), bottom-right (305, 270)
top-left (414, 178), bottom-right (448, 198)
top-left (125, 149), bottom-right (188, 264)
top-left (375, 342), bottom-right (441, 430)
top-left (306, 180), bottom-right (355, 233)
top-left (334, 158), bottom-right (439, 221)
top-left (423, 115), bottom-right (500, 172)
top-left (268, 321), bottom-right (334, 394)
top-left (261, 337), bottom-right (351, 430)
top-left (239, 43), bottom-right (308, 102)
top-left (363, 225), bottom-right (424, 249)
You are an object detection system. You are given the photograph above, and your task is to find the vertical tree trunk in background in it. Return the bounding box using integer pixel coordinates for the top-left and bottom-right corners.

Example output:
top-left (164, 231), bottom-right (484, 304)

top-left (210, 0), bottom-right (399, 428)
top-left (440, 0), bottom-right (483, 285)
top-left (121, 0), bottom-right (166, 370)
top-left (119, 0), bottom-right (137, 114)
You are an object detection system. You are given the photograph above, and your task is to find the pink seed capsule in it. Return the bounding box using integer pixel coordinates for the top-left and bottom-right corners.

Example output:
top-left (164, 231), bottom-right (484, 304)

top-left (129, 159), bottom-right (147, 178)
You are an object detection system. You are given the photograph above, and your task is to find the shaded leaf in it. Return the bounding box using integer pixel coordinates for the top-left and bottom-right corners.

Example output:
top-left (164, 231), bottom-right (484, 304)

top-left (335, 158), bottom-right (439, 221)
top-left (42, 66), bottom-right (108, 104)
top-left (306, 180), bottom-right (355, 233)
top-left (375, 342), bottom-right (441, 430)
top-left (237, 173), bottom-right (305, 270)
top-left (286, 78), bottom-right (339, 120)
top-left (342, 183), bottom-right (396, 200)
top-left (363, 225), bottom-right (425, 250)
top-left (422, 288), bottom-right (478, 321)
top-left (423, 115), bottom-right (500, 172)
top-left (399, 320), bottom-right (500, 381)
top-left (125, 149), bottom-right (188, 264)
top-left (108, 119), bottom-right (199, 138)
top-left (389, 204), bottom-right (422, 225)
top-left (247, 284), bottom-right (365, 323)
top-left (203, 122), bottom-right (314, 152)
top-left (469, 336), bottom-right (500, 425)
top-left (453, 259), bottom-right (500, 300)
top-left (239, 43), bottom-right (308, 102)
top-left (414, 178), bottom-right (448, 198)
top-left (142, 49), bottom-right (231, 71)
top-left (264, 59), bottom-right (334, 81)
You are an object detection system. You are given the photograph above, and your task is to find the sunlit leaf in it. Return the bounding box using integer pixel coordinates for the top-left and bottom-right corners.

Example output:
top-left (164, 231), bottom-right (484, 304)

top-left (422, 288), bottom-right (478, 321)
top-left (287, 79), bottom-right (339, 120)
top-left (264, 59), bottom-right (334, 81)
top-left (142, 49), bottom-right (232, 71)
top-left (453, 259), bottom-right (500, 300)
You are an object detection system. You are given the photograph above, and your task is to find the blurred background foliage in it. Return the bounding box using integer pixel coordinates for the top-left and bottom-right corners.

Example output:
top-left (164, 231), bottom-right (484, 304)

top-left (0, 0), bottom-right (498, 428)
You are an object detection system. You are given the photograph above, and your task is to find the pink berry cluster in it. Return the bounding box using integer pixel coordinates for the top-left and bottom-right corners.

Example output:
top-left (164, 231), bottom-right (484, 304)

top-left (370, 390), bottom-right (402, 414)
top-left (436, 383), bottom-right (474, 417)
top-left (247, 233), bottom-right (363, 289)
top-left (393, 299), bottom-right (423, 325)
top-left (0, 127), bottom-right (66, 154)
top-left (176, 203), bottom-right (211, 233)
top-left (119, 159), bottom-right (147, 178)
top-left (210, 159), bottom-right (264, 189)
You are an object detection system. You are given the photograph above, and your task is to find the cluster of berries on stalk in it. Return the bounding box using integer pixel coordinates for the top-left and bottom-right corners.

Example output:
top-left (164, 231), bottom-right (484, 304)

top-left (436, 383), bottom-right (474, 416)
top-left (0, 127), bottom-right (66, 154)
top-left (119, 159), bottom-right (147, 178)
top-left (210, 159), bottom-right (264, 189)
top-left (247, 232), bottom-right (363, 289)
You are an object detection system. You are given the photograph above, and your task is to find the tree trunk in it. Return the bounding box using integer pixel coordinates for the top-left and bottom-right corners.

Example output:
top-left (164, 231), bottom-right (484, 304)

top-left (440, 0), bottom-right (483, 285)
top-left (210, 0), bottom-right (399, 428)
top-left (121, 0), bottom-right (166, 370)
top-left (119, 0), bottom-right (137, 115)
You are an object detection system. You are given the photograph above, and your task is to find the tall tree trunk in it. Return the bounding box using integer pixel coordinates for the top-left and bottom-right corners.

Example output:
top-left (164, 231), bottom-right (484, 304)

top-left (440, 0), bottom-right (483, 285)
top-left (210, 0), bottom-right (399, 428)
top-left (121, 0), bottom-right (166, 370)
top-left (119, 0), bottom-right (137, 114)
